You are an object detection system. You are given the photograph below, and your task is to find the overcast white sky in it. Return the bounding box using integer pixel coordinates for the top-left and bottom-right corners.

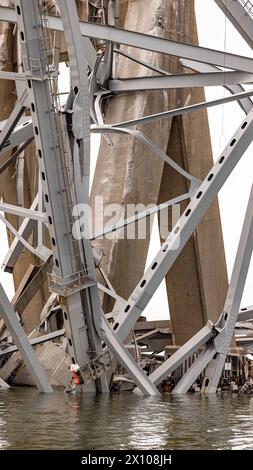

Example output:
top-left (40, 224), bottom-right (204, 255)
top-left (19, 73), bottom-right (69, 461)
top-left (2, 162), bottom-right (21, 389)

top-left (1, 0), bottom-right (253, 321)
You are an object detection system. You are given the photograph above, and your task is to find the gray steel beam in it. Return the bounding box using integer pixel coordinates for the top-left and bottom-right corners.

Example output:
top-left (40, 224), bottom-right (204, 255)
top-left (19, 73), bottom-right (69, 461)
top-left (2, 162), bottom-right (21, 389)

top-left (180, 59), bottom-right (253, 114)
top-left (2, 195), bottom-right (38, 273)
top-left (0, 283), bottom-right (53, 393)
top-left (202, 184), bottom-right (253, 393)
top-left (55, 1), bottom-right (160, 395)
top-left (100, 318), bottom-right (159, 396)
top-left (79, 21), bottom-right (253, 73)
top-left (1, 6), bottom-right (253, 72)
top-left (0, 211), bottom-right (49, 263)
top-left (91, 193), bottom-right (191, 240)
top-left (108, 71), bottom-right (253, 93)
top-left (176, 184), bottom-right (253, 394)
top-left (238, 306), bottom-right (253, 321)
top-left (0, 138), bottom-right (33, 174)
top-left (0, 202), bottom-right (46, 222)
top-left (55, 0), bottom-right (108, 393)
top-left (56, 0), bottom-right (87, 90)
top-left (15, 0), bottom-right (96, 388)
top-left (114, 48), bottom-right (170, 76)
top-left (0, 117), bottom-right (33, 156)
top-left (172, 346), bottom-right (216, 394)
top-left (111, 89), bottom-right (253, 128)
top-left (0, 70), bottom-right (26, 81)
top-left (98, 282), bottom-right (126, 304)
top-left (0, 5), bottom-right (15, 22)
top-left (149, 323), bottom-right (214, 385)
top-left (91, 126), bottom-right (201, 184)
top-left (0, 91), bottom-right (27, 152)
top-left (14, 256), bottom-right (54, 316)
top-left (115, 106), bottom-right (253, 344)
top-left (0, 377), bottom-right (10, 389)
top-left (56, 0), bottom-right (91, 201)
top-left (0, 329), bottom-right (65, 357)
top-left (5, 92), bottom-right (243, 160)
top-left (215, 0), bottom-right (253, 49)
top-left (0, 5), bottom-right (97, 69)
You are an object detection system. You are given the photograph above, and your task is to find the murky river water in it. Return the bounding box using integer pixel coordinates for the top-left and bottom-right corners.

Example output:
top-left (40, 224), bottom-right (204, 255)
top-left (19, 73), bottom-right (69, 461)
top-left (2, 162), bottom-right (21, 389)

top-left (0, 387), bottom-right (253, 449)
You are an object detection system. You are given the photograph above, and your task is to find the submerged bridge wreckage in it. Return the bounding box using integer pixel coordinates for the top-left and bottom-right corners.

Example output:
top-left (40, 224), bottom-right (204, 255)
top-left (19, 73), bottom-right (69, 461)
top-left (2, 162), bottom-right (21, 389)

top-left (0, 0), bottom-right (253, 394)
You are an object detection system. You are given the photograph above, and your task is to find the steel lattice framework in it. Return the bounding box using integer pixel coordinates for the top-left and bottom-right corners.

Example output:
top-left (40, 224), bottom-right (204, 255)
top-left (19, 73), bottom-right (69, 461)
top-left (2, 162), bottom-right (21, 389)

top-left (0, 0), bottom-right (253, 394)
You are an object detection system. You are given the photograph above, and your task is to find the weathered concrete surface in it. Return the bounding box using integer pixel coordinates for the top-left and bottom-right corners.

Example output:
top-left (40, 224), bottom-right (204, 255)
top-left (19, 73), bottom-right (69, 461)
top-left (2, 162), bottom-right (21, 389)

top-left (90, 0), bottom-right (228, 345)
top-left (90, 0), bottom-right (178, 310)
top-left (158, 2), bottom-right (228, 344)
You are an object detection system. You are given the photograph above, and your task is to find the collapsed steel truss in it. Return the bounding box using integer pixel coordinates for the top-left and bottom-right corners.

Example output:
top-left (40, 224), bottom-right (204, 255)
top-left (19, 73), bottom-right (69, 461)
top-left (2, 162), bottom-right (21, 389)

top-left (0, 0), bottom-right (253, 395)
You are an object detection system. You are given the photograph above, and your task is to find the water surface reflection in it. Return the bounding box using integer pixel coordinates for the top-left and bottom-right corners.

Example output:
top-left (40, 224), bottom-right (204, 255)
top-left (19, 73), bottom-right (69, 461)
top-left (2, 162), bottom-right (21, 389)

top-left (0, 388), bottom-right (253, 449)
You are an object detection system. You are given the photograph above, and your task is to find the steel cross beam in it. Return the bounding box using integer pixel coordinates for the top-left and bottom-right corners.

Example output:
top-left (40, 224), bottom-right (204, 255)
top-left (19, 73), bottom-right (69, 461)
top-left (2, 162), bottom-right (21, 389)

top-left (0, 70), bottom-right (26, 81)
top-left (0, 211), bottom-right (50, 263)
top-left (1, 92), bottom-right (251, 164)
top-left (108, 71), bottom-right (253, 93)
top-left (0, 202), bottom-right (46, 222)
top-left (200, 184), bottom-right (253, 393)
top-left (91, 126), bottom-right (201, 184)
top-left (2, 89), bottom-right (252, 159)
top-left (238, 305), bottom-right (253, 321)
top-left (78, 22), bottom-right (253, 73)
top-left (0, 5), bottom-right (97, 68)
top-left (111, 89), bottom-right (253, 128)
top-left (180, 59), bottom-right (253, 115)
top-left (0, 329), bottom-right (65, 357)
top-left (99, 317), bottom-right (159, 397)
top-left (115, 107), bottom-right (253, 345)
top-left (2, 194), bottom-right (38, 273)
top-left (148, 323), bottom-right (215, 386)
top-left (91, 193), bottom-right (191, 241)
top-left (0, 90), bottom-right (27, 153)
top-left (1, 6), bottom-right (253, 72)
top-left (0, 116), bottom-right (33, 156)
top-left (0, 377), bottom-right (10, 389)
top-left (0, 283), bottom-right (52, 393)
top-left (114, 47), bottom-right (171, 76)
top-left (0, 138), bottom-right (34, 174)
top-left (215, 0), bottom-right (253, 49)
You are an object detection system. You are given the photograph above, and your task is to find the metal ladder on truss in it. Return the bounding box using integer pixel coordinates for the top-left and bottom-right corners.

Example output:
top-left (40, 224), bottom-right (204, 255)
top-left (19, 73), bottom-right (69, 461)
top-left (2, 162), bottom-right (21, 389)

top-left (215, 0), bottom-right (253, 48)
top-left (40, 9), bottom-right (97, 289)
top-left (240, 0), bottom-right (253, 17)
top-left (79, 351), bottom-right (113, 384)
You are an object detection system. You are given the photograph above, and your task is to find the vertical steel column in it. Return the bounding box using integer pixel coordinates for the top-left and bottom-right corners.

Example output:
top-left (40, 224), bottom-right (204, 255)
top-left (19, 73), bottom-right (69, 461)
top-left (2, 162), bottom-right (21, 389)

top-left (52, 0), bottom-right (160, 397)
top-left (15, 0), bottom-right (107, 392)
top-left (201, 184), bottom-right (253, 393)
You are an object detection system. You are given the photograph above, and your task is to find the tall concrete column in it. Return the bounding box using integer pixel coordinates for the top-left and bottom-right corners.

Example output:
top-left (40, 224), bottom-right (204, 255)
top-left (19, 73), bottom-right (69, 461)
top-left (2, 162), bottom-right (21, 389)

top-left (158, 1), bottom-right (228, 345)
top-left (90, 0), bottom-right (228, 344)
top-left (90, 0), bottom-right (179, 311)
